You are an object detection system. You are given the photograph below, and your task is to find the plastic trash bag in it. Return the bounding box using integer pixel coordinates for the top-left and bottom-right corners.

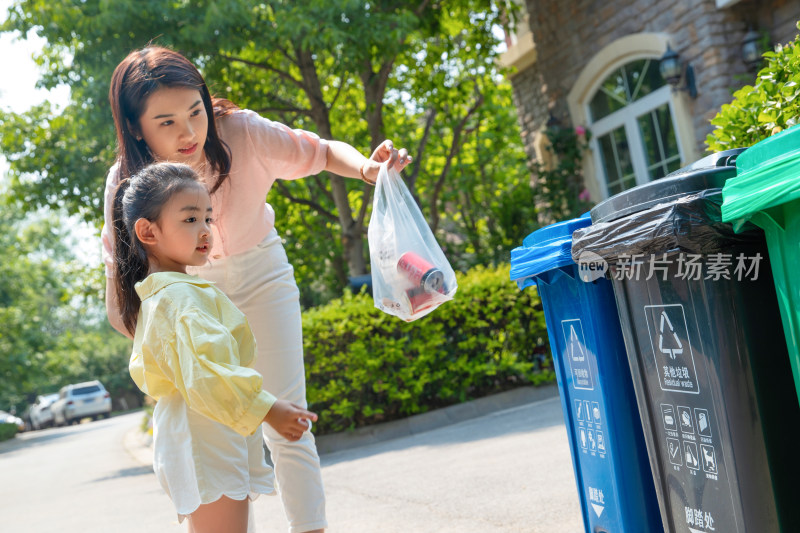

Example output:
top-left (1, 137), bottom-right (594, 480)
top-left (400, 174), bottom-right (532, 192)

top-left (721, 125), bottom-right (800, 227)
top-left (367, 164), bottom-right (457, 321)
top-left (571, 190), bottom-right (762, 265)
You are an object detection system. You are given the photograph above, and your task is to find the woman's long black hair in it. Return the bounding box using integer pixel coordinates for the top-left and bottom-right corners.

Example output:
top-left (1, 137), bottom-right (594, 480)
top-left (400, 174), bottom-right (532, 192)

top-left (109, 45), bottom-right (238, 194)
top-left (112, 162), bottom-right (203, 334)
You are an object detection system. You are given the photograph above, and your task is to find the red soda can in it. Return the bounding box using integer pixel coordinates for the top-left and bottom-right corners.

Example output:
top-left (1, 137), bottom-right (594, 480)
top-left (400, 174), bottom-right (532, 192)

top-left (405, 285), bottom-right (435, 315)
top-left (397, 251), bottom-right (444, 293)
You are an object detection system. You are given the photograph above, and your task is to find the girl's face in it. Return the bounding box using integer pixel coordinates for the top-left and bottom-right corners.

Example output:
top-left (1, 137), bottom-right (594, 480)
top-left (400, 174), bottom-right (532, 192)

top-left (145, 183), bottom-right (214, 273)
top-left (137, 87), bottom-right (209, 168)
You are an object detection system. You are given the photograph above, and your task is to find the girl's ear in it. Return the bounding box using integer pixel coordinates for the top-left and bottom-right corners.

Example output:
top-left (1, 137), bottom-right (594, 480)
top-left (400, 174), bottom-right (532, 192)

top-left (134, 218), bottom-right (158, 246)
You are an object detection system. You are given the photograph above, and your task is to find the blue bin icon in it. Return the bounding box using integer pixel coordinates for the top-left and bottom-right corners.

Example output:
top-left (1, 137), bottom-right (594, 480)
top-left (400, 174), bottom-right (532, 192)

top-left (511, 213), bottom-right (662, 533)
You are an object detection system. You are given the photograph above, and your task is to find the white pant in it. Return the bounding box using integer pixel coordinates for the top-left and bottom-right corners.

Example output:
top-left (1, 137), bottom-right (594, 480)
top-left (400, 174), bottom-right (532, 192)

top-left (189, 229), bottom-right (327, 533)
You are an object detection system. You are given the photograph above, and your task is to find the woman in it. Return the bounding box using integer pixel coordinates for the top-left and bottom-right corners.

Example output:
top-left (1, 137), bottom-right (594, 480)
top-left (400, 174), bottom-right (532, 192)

top-left (102, 46), bottom-right (410, 533)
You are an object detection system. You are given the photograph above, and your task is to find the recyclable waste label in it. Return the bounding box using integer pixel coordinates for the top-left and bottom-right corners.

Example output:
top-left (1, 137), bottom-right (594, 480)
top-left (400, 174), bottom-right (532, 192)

top-left (561, 318), bottom-right (594, 390)
top-left (644, 304), bottom-right (700, 394)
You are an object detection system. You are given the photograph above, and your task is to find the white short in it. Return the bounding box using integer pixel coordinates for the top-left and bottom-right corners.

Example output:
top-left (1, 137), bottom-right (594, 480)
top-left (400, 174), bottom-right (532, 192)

top-left (152, 392), bottom-right (275, 524)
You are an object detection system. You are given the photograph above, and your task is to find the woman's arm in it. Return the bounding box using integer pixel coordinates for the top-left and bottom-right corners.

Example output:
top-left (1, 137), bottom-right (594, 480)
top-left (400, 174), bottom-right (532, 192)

top-left (325, 139), bottom-right (411, 185)
top-left (105, 280), bottom-right (134, 339)
top-left (100, 165), bottom-right (133, 339)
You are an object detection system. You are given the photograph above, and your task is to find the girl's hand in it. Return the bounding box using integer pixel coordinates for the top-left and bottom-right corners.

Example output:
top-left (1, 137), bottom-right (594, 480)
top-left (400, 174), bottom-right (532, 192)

top-left (362, 140), bottom-right (412, 185)
top-left (264, 399), bottom-right (318, 441)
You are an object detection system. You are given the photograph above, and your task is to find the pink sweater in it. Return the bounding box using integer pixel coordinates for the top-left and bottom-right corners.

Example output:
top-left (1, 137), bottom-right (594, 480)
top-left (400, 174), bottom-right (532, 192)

top-left (102, 110), bottom-right (329, 275)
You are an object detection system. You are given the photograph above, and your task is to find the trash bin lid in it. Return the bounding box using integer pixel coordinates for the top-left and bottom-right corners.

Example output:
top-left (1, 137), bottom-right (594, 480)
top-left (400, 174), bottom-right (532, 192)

top-left (591, 148), bottom-right (745, 224)
top-left (510, 213), bottom-right (591, 289)
top-left (721, 124), bottom-right (800, 222)
top-left (572, 149), bottom-right (762, 264)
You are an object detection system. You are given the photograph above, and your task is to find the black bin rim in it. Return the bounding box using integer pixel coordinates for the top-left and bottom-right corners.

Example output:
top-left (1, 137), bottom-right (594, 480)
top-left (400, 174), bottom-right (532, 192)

top-left (590, 148), bottom-right (746, 224)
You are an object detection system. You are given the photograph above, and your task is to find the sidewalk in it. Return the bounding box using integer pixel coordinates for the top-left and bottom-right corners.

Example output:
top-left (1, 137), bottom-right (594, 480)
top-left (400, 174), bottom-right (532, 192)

top-left (123, 385), bottom-right (584, 532)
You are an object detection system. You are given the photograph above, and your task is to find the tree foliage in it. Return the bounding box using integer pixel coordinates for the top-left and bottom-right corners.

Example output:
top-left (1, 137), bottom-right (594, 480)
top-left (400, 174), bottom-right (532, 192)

top-left (706, 24), bottom-right (800, 151)
top-left (1, 0), bottom-right (532, 306)
top-left (0, 200), bottom-right (136, 413)
top-left (531, 125), bottom-right (593, 224)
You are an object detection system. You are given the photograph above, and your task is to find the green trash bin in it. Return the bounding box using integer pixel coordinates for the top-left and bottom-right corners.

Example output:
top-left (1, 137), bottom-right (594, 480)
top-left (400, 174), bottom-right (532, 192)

top-left (721, 126), bottom-right (800, 407)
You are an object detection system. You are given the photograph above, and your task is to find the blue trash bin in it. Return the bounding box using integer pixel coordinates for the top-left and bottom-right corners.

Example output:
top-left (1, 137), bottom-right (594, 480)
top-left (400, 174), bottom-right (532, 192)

top-left (511, 213), bottom-right (662, 533)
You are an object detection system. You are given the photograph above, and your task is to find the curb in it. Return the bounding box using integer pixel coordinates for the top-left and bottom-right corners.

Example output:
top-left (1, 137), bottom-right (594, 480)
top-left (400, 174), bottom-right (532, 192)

top-left (314, 383), bottom-right (559, 455)
top-left (122, 423), bottom-right (154, 467)
top-left (121, 384), bottom-right (560, 463)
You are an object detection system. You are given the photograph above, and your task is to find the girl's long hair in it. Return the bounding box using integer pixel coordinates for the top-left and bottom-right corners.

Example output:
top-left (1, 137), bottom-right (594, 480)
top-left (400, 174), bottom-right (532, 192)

top-left (112, 162), bottom-right (203, 334)
top-left (109, 46), bottom-right (237, 194)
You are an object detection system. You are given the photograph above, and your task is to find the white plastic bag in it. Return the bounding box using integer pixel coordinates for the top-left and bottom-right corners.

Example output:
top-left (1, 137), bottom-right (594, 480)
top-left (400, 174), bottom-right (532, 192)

top-left (367, 164), bottom-right (457, 321)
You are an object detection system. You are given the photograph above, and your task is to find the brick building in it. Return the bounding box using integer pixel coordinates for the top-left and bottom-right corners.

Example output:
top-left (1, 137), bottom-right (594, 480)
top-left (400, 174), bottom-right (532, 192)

top-left (502, 0), bottom-right (800, 201)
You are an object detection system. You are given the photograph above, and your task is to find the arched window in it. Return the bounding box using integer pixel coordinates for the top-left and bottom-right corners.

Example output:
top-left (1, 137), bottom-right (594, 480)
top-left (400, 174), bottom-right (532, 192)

top-left (587, 58), bottom-right (683, 197)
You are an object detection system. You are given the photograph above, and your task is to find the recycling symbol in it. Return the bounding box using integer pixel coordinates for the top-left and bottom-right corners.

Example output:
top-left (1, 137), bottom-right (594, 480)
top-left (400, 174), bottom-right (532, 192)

top-left (645, 304), bottom-right (699, 394)
top-left (569, 325), bottom-right (586, 362)
top-left (658, 311), bottom-right (683, 359)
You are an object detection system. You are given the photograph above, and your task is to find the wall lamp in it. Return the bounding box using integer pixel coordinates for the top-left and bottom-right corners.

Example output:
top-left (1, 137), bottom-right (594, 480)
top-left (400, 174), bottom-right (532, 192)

top-left (742, 28), bottom-right (766, 69)
top-left (659, 44), bottom-right (697, 98)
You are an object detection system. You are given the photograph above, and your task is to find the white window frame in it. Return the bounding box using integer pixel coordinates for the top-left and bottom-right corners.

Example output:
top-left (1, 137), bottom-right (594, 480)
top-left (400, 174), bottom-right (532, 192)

top-left (567, 33), bottom-right (701, 204)
top-left (588, 84), bottom-right (684, 198)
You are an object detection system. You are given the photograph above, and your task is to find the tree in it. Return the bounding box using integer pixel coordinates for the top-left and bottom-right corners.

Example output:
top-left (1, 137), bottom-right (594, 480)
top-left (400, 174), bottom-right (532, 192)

top-left (1, 0), bottom-right (529, 304)
top-left (0, 199), bottom-right (136, 412)
top-left (0, 205), bottom-right (69, 408)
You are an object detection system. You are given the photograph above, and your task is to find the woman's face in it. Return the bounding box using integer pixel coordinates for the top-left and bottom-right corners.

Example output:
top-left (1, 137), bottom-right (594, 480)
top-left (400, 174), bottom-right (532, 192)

top-left (137, 87), bottom-right (209, 168)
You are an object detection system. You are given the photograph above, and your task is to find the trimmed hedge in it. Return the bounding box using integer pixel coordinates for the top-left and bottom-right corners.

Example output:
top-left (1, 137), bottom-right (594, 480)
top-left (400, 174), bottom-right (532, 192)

top-left (303, 264), bottom-right (553, 434)
top-left (0, 423), bottom-right (18, 442)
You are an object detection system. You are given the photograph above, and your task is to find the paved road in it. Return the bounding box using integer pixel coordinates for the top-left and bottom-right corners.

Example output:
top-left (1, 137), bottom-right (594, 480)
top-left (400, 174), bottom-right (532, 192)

top-left (0, 413), bottom-right (179, 532)
top-left (1, 394), bottom-right (583, 532)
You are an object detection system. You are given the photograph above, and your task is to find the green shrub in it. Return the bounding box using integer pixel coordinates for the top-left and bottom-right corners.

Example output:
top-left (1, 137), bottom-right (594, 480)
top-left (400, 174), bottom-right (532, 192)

top-left (140, 405), bottom-right (154, 436)
top-left (303, 264), bottom-right (553, 434)
top-left (0, 423), bottom-right (18, 442)
top-left (706, 23), bottom-right (800, 151)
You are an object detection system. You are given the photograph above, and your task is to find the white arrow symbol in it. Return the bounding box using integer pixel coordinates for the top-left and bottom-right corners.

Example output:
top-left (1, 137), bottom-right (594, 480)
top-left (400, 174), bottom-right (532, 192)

top-left (570, 325), bottom-right (585, 362)
top-left (658, 311), bottom-right (683, 359)
top-left (591, 503), bottom-right (604, 517)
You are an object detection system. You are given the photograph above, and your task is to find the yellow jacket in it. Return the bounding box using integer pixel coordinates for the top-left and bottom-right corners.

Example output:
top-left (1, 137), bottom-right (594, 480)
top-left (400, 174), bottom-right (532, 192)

top-left (130, 271), bottom-right (275, 437)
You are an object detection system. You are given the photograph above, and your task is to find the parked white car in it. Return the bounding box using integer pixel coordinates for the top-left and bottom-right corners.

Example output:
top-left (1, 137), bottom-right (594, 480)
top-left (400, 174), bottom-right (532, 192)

top-left (51, 380), bottom-right (112, 426)
top-left (29, 393), bottom-right (60, 430)
top-left (0, 410), bottom-right (25, 432)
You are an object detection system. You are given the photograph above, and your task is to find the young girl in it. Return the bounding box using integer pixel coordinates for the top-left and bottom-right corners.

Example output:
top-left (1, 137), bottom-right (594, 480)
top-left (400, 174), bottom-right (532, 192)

top-left (112, 161), bottom-right (318, 533)
top-left (103, 45), bottom-right (411, 532)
